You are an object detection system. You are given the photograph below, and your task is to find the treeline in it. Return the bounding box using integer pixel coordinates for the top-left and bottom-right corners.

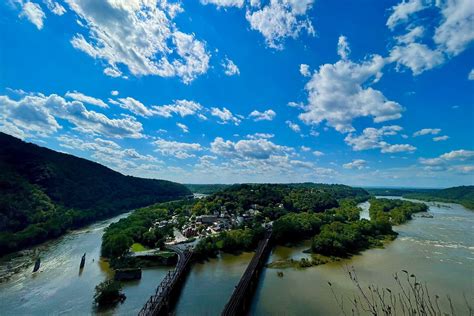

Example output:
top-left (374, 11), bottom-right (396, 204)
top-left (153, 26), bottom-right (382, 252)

top-left (185, 184), bottom-right (231, 194)
top-left (369, 198), bottom-right (428, 225)
top-left (366, 186), bottom-right (474, 210)
top-left (0, 132), bottom-right (191, 256)
top-left (191, 183), bottom-right (369, 218)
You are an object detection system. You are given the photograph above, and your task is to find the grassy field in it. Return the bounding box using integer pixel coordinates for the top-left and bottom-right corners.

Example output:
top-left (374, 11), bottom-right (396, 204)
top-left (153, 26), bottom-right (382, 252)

top-left (130, 243), bottom-right (149, 253)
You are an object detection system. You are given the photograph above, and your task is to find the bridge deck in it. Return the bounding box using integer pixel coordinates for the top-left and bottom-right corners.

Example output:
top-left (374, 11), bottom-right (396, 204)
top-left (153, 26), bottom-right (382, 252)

top-left (221, 230), bottom-right (273, 316)
top-left (138, 245), bottom-right (193, 316)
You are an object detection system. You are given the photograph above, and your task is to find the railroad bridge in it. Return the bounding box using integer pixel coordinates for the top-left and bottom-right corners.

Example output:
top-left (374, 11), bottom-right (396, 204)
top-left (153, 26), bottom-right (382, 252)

top-left (138, 245), bottom-right (193, 316)
top-left (221, 230), bottom-right (273, 316)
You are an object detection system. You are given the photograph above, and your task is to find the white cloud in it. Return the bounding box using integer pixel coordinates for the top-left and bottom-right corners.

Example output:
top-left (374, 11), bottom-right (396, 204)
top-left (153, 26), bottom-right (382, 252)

top-left (386, 0), bottom-right (474, 75)
top-left (313, 150), bottom-right (324, 156)
top-left (299, 64), bottom-right (310, 77)
top-left (153, 138), bottom-right (203, 159)
top-left (66, 0), bottom-right (210, 83)
top-left (246, 133), bottom-right (274, 139)
top-left (249, 109), bottom-right (276, 121)
top-left (19, 1), bottom-right (46, 30)
top-left (434, 0), bottom-right (474, 56)
top-left (111, 90), bottom-right (119, 96)
top-left (176, 122), bottom-right (189, 133)
top-left (386, 0), bottom-right (427, 30)
top-left (337, 35), bottom-right (350, 60)
top-left (245, 0), bottom-right (315, 49)
top-left (286, 120), bottom-right (301, 133)
top-left (58, 135), bottom-right (159, 173)
top-left (115, 97), bottom-right (155, 117)
top-left (433, 135), bottom-right (449, 142)
top-left (43, 0), bottom-right (66, 15)
top-left (388, 43), bottom-right (445, 75)
top-left (0, 93), bottom-right (144, 139)
top-left (413, 128), bottom-right (441, 137)
top-left (420, 149), bottom-right (474, 171)
top-left (343, 159), bottom-right (367, 170)
top-left (153, 99), bottom-right (203, 118)
top-left (222, 57), bottom-right (240, 76)
top-left (298, 38), bottom-right (403, 132)
top-left (200, 0), bottom-right (245, 8)
top-left (300, 146), bottom-right (310, 152)
top-left (469, 69), bottom-right (474, 80)
top-left (345, 125), bottom-right (416, 153)
top-left (211, 107), bottom-right (241, 125)
top-left (210, 136), bottom-right (293, 160)
top-left (65, 91), bottom-right (108, 108)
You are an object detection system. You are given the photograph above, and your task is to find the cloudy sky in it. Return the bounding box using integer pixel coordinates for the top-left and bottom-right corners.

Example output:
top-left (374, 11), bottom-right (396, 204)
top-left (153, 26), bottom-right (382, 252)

top-left (0, 0), bottom-right (473, 187)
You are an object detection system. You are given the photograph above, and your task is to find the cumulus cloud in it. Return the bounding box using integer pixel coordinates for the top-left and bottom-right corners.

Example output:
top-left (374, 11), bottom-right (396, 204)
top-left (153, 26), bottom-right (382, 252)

top-left (111, 90), bottom-right (119, 96)
top-left (386, 0), bottom-right (427, 30)
top-left (299, 64), bottom-right (311, 77)
top-left (469, 69), bottom-right (474, 80)
top-left (298, 38), bottom-right (403, 133)
top-left (413, 128), bottom-right (441, 137)
top-left (58, 135), bottom-right (159, 172)
top-left (345, 125), bottom-right (416, 153)
top-left (313, 150), bottom-right (324, 156)
top-left (420, 149), bottom-right (474, 172)
top-left (200, 0), bottom-right (245, 8)
top-left (114, 97), bottom-right (155, 117)
top-left (343, 159), bottom-right (367, 170)
top-left (19, 1), bottom-right (46, 30)
top-left (43, 0), bottom-right (66, 15)
top-left (210, 107), bottom-right (241, 125)
top-left (386, 0), bottom-right (474, 75)
top-left (0, 93), bottom-right (144, 139)
top-left (153, 99), bottom-right (203, 118)
top-left (249, 109), bottom-right (276, 121)
top-left (153, 138), bottom-right (203, 159)
top-left (66, 0), bottom-right (210, 83)
top-left (176, 122), bottom-right (189, 133)
top-left (286, 120), bottom-right (301, 133)
top-left (65, 91), bottom-right (108, 108)
top-left (222, 57), bottom-right (240, 76)
top-left (245, 0), bottom-right (315, 49)
top-left (433, 135), bottom-right (449, 142)
top-left (337, 35), bottom-right (351, 59)
top-left (210, 136), bottom-right (293, 160)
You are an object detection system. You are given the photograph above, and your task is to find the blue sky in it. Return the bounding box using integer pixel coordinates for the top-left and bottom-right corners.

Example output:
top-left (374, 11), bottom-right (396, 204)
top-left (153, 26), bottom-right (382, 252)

top-left (0, 0), bottom-right (473, 187)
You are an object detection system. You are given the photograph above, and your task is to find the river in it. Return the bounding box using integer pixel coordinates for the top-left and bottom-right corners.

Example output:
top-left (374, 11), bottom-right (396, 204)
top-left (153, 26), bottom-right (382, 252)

top-left (0, 197), bottom-right (472, 315)
top-left (0, 212), bottom-right (171, 315)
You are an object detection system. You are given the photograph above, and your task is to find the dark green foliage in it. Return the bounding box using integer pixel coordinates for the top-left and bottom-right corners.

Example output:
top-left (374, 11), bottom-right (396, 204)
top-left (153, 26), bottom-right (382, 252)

top-left (404, 186), bottom-right (474, 210)
top-left (94, 280), bottom-right (125, 307)
top-left (366, 186), bottom-right (474, 210)
top-left (273, 212), bottom-right (324, 243)
top-left (101, 207), bottom-right (171, 258)
top-left (0, 132), bottom-right (191, 256)
top-left (311, 220), bottom-right (395, 257)
top-left (194, 226), bottom-right (265, 259)
top-left (369, 198), bottom-right (428, 225)
top-left (185, 184), bottom-right (231, 194)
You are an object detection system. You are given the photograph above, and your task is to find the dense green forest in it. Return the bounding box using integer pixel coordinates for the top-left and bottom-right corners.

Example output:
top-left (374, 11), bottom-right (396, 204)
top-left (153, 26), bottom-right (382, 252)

top-left (102, 183), bottom-right (370, 261)
top-left (366, 186), bottom-right (474, 210)
top-left (185, 184), bottom-right (231, 194)
top-left (0, 132), bottom-right (191, 256)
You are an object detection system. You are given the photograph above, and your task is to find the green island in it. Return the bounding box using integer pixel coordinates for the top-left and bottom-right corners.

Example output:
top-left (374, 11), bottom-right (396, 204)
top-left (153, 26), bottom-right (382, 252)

top-left (0, 132), bottom-right (191, 256)
top-left (100, 184), bottom-right (428, 271)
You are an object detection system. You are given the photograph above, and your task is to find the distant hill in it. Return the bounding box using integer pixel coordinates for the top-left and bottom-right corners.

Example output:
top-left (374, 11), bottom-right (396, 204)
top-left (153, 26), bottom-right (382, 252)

top-left (185, 184), bottom-right (231, 194)
top-left (0, 132), bottom-right (191, 256)
top-left (366, 186), bottom-right (474, 210)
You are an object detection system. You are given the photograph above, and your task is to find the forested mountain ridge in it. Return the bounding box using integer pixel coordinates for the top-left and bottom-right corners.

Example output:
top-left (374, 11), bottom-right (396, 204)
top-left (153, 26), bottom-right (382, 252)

top-left (366, 186), bottom-right (474, 210)
top-left (0, 132), bottom-right (191, 256)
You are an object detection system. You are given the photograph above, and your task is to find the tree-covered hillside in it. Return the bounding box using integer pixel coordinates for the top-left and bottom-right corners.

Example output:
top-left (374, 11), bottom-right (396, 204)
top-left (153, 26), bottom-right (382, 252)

top-left (404, 186), bottom-right (474, 210)
top-left (366, 186), bottom-right (474, 210)
top-left (0, 132), bottom-right (191, 256)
